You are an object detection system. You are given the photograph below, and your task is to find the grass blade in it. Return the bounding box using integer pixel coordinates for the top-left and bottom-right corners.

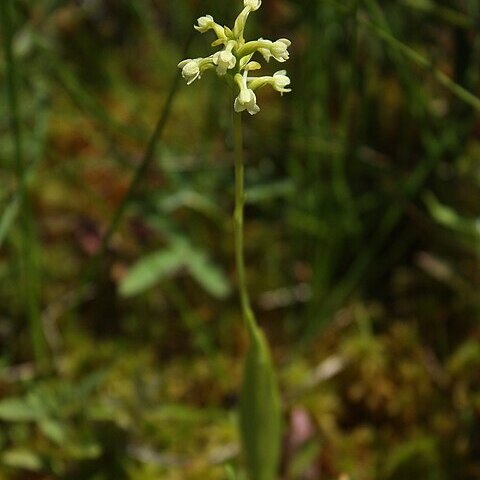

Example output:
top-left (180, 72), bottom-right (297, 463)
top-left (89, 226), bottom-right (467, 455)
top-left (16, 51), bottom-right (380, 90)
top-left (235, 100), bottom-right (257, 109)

top-left (0, 0), bottom-right (48, 366)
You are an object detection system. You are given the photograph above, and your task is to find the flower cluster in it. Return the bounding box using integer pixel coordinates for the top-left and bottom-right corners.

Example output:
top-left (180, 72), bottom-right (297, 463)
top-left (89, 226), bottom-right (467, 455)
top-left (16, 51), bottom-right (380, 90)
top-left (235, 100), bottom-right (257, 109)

top-left (177, 0), bottom-right (291, 115)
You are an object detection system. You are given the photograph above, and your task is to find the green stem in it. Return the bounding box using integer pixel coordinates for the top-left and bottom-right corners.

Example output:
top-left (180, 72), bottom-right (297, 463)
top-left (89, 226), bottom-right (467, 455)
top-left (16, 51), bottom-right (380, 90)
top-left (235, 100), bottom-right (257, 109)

top-left (232, 111), bottom-right (257, 337)
top-left (0, 0), bottom-right (47, 365)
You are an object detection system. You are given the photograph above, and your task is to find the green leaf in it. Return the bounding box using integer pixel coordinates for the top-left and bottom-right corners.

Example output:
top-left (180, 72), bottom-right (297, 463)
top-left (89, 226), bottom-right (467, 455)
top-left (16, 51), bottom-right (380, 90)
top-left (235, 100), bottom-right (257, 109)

top-left (239, 328), bottom-right (282, 480)
top-left (383, 437), bottom-right (445, 480)
top-left (74, 369), bottom-right (108, 402)
top-left (66, 442), bottom-right (102, 460)
top-left (119, 247), bottom-right (184, 297)
top-left (225, 464), bottom-right (238, 480)
top-left (149, 404), bottom-right (205, 423)
top-left (158, 189), bottom-right (223, 221)
top-left (246, 180), bottom-right (294, 204)
top-left (0, 197), bottom-right (19, 248)
top-left (185, 246), bottom-right (231, 299)
top-left (425, 193), bottom-right (480, 238)
top-left (0, 397), bottom-right (45, 422)
top-left (289, 440), bottom-right (321, 477)
top-left (402, 0), bottom-right (472, 28)
top-left (39, 419), bottom-right (67, 445)
top-left (1, 449), bottom-right (43, 471)
top-left (120, 231), bottom-right (230, 298)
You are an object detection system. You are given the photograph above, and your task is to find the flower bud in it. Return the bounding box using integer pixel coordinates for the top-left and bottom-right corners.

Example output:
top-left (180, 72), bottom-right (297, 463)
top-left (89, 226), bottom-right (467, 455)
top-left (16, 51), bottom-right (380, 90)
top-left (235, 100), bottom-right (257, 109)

top-left (244, 61), bottom-right (262, 71)
top-left (244, 0), bottom-right (262, 11)
top-left (195, 15), bottom-right (215, 33)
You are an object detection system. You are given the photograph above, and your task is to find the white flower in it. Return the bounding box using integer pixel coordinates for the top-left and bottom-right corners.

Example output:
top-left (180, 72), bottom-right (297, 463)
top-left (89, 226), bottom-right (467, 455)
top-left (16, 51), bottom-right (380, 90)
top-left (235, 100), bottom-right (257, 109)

top-left (178, 1), bottom-right (292, 114)
top-left (271, 39), bottom-right (291, 62)
top-left (244, 0), bottom-right (262, 11)
top-left (247, 70), bottom-right (292, 95)
top-left (234, 72), bottom-right (260, 115)
top-left (213, 41), bottom-right (237, 75)
top-left (258, 38), bottom-right (290, 62)
top-left (195, 15), bottom-right (215, 33)
top-left (271, 70), bottom-right (291, 94)
top-left (178, 58), bottom-right (201, 85)
top-left (235, 89), bottom-right (260, 115)
top-left (195, 14), bottom-right (226, 41)
top-left (254, 38), bottom-right (271, 61)
top-left (177, 56), bottom-right (215, 85)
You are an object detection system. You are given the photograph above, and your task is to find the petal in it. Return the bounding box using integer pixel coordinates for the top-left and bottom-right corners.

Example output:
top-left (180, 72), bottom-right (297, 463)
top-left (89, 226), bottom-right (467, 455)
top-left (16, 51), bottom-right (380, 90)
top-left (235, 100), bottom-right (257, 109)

top-left (186, 72), bottom-right (200, 85)
top-left (234, 97), bottom-right (246, 112)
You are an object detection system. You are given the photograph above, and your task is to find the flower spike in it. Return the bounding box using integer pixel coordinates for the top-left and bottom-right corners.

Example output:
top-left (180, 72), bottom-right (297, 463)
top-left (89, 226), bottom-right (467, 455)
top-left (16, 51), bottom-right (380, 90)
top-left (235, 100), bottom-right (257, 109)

top-left (178, 0), bottom-right (292, 115)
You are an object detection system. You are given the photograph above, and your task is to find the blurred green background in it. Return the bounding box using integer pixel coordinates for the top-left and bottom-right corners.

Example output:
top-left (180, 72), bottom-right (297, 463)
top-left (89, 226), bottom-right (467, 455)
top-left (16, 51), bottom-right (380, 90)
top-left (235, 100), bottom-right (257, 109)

top-left (1, 0), bottom-right (480, 478)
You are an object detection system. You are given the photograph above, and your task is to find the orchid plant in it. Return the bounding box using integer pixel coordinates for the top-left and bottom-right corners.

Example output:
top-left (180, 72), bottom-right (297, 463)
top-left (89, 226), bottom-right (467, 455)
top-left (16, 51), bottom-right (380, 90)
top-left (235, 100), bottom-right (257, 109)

top-left (178, 2), bottom-right (292, 479)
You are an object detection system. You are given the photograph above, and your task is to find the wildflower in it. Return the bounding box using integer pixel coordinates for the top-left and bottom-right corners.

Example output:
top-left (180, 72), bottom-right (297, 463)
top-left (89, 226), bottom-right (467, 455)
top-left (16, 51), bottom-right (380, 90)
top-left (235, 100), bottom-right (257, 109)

top-left (195, 15), bottom-right (215, 33)
top-left (271, 70), bottom-right (291, 94)
top-left (179, 4), bottom-right (286, 480)
top-left (177, 56), bottom-right (214, 85)
top-left (234, 72), bottom-right (260, 115)
top-left (248, 70), bottom-right (292, 96)
top-left (257, 38), bottom-right (291, 62)
top-left (237, 38), bottom-right (291, 63)
top-left (213, 41), bottom-right (237, 75)
top-left (178, 0), bottom-right (292, 114)
top-left (270, 39), bottom-right (291, 62)
top-left (195, 14), bottom-right (227, 41)
top-left (177, 59), bottom-right (201, 85)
